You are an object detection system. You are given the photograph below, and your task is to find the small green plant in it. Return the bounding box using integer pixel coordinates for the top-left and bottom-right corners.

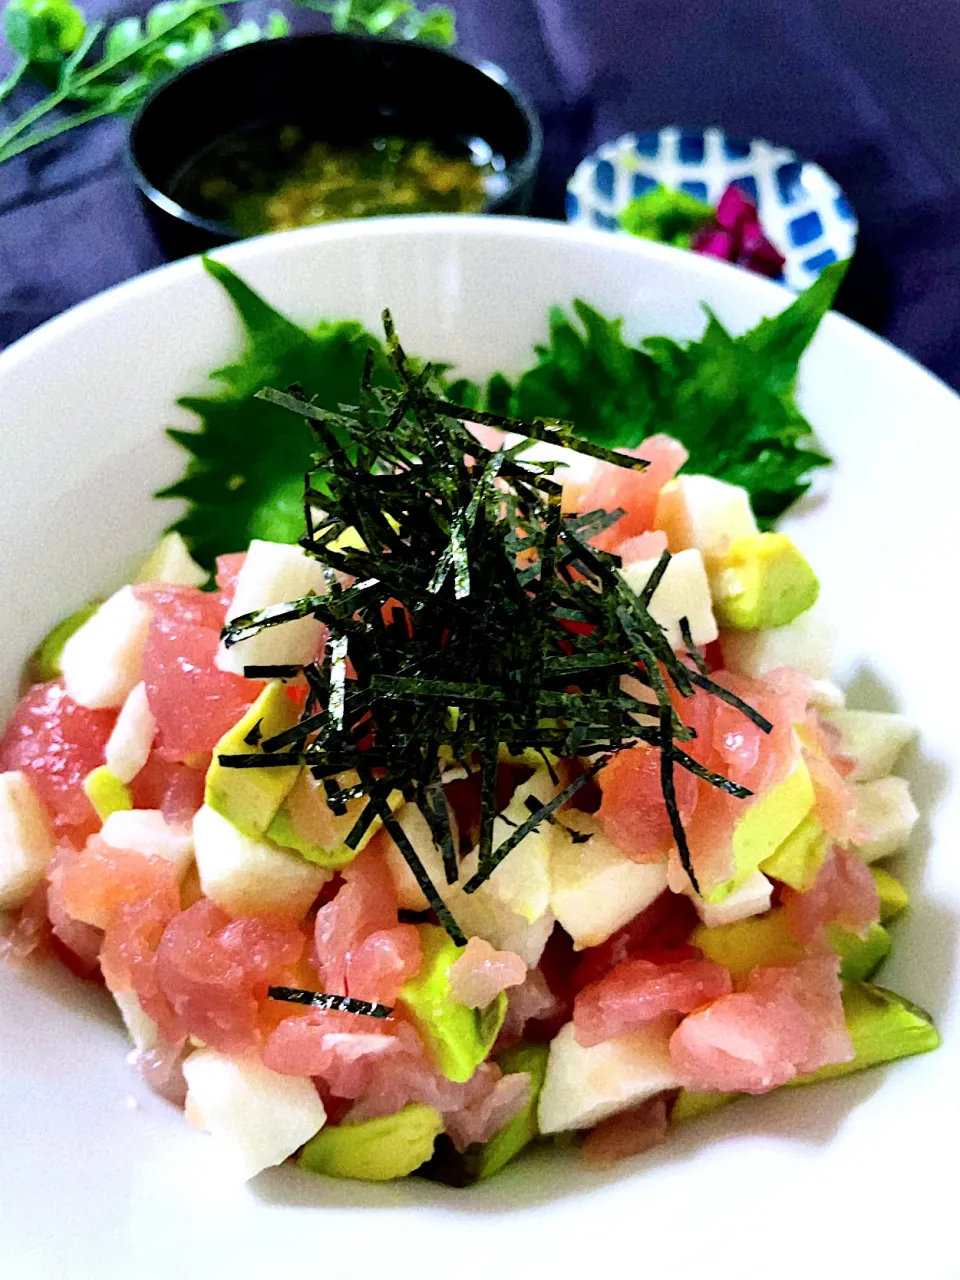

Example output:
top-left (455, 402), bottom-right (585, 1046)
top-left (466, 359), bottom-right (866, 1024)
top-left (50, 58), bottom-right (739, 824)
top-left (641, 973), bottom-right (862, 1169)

top-left (0, 0), bottom-right (455, 165)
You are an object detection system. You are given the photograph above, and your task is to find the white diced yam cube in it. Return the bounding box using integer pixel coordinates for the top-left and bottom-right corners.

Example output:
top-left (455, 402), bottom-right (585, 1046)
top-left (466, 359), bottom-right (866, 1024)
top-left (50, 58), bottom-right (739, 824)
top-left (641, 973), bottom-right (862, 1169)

top-left (217, 540), bottom-right (327, 675)
top-left (104, 682), bottom-right (157, 783)
top-left (695, 869), bottom-right (773, 927)
top-left (482, 769), bottom-right (557, 924)
top-left (113, 989), bottom-right (159, 1055)
top-left (621, 547), bottom-right (718, 650)
top-left (381, 802), bottom-right (446, 912)
top-left (60, 586), bottom-right (152, 710)
top-left (192, 804), bottom-right (330, 918)
top-left (852, 777), bottom-right (919, 863)
top-left (537, 1017), bottom-right (679, 1135)
top-left (100, 809), bottom-right (195, 879)
top-left (379, 800), bottom-right (553, 966)
top-left (822, 709), bottom-right (917, 783)
top-left (549, 830), bottom-right (667, 950)
top-left (720, 606), bottom-right (835, 680)
top-left (0, 771), bottom-right (56, 910)
top-left (182, 1048), bottom-right (327, 1181)
top-left (656, 474), bottom-right (758, 555)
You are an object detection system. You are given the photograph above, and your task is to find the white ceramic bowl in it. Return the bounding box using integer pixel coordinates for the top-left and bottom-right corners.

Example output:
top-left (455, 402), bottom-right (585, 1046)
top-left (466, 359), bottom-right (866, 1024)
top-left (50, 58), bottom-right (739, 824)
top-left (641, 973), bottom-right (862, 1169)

top-left (0, 218), bottom-right (957, 1280)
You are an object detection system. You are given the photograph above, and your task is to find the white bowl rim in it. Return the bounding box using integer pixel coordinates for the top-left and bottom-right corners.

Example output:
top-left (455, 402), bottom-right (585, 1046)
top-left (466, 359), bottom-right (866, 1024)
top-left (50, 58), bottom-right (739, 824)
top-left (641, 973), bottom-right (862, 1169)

top-left (0, 214), bottom-right (946, 411)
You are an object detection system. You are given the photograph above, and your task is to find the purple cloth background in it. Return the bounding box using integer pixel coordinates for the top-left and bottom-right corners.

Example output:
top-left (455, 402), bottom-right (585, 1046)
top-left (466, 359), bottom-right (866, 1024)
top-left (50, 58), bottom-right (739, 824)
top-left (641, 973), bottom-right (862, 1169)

top-left (2, 0), bottom-right (960, 384)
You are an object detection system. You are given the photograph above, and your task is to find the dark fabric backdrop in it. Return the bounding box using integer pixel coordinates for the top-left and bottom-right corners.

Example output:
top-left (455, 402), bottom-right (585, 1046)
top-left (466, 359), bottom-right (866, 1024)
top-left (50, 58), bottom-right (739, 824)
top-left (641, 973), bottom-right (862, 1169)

top-left (2, 0), bottom-right (959, 385)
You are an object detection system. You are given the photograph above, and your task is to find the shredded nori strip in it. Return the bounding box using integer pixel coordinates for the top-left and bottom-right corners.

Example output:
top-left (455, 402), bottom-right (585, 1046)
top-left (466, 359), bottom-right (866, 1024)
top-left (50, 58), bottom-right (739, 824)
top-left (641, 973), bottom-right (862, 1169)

top-left (242, 664), bottom-right (304, 680)
top-left (267, 987), bottom-right (393, 1018)
top-left (218, 310), bottom-right (770, 935)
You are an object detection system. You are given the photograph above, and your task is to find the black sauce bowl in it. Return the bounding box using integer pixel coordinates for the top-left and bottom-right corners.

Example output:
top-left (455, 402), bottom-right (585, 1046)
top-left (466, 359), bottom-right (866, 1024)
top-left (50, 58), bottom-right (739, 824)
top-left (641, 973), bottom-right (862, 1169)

top-left (128, 32), bottom-right (542, 259)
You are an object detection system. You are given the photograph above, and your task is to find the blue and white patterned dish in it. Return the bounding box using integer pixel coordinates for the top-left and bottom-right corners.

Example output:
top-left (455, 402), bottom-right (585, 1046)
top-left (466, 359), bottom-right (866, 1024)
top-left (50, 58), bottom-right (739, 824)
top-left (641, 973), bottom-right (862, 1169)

top-left (566, 126), bottom-right (858, 292)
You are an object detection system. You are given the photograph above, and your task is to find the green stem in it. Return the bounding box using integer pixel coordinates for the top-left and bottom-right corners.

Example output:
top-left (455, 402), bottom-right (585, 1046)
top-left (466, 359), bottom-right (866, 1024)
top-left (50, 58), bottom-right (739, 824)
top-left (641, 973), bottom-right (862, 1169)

top-left (0, 100), bottom-right (114, 163)
top-left (0, 0), bottom-right (242, 158)
top-left (0, 56), bottom-right (28, 105)
top-left (0, 21), bottom-right (104, 152)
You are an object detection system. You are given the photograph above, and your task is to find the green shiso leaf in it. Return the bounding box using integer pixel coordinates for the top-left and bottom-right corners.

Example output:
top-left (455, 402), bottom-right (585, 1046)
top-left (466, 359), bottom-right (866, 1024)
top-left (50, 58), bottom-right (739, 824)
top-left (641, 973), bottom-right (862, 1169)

top-left (158, 258), bottom-right (399, 571)
top-left (505, 260), bottom-right (848, 525)
top-left (161, 258), bottom-right (844, 566)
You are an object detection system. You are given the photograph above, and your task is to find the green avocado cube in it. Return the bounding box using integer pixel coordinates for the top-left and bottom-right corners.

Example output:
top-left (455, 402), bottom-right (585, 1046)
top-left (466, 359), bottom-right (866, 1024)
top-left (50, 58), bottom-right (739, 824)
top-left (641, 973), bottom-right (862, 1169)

top-left (83, 766), bottom-right (133, 820)
top-left (204, 681), bottom-right (301, 838)
top-left (706, 758), bottom-right (815, 904)
top-left (672, 981), bottom-right (940, 1120)
top-left (299, 1104), bottom-right (444, 1181)
top-left (872, 866), bottom-right (909, 922)
top-left (790, 982), bottom-right (941, 1085)
top-left (826, 923), bottom-right (892, 982)
top-left (398, 925), bottom-right (507, 1084)
top-left (27, 601), bottom-right (101, 683)
top-left (708, 532), bottom-right (820, 630)
top-left (265, 806), bottom-right (361, 870)
top-left (760, 811), bottom-right (827, 891)
top-left (671, 1088), bottom-right (740, 1123)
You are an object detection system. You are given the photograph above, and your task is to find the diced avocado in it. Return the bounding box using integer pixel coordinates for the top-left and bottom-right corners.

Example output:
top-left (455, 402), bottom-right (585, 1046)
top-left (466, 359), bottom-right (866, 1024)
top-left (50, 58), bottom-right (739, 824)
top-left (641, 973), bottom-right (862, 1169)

top-left (265, 807), bottom-right (360, 869)
top-left (325, 525), bottom-right (367, 555)
top-left (826, 923), bottom-right (892, 982)
top-left (135, 532), bottom-right (206, 587)
top-left (398, 925), bottom-right (507, 1084)
top-left (267, 771), bottom-right (403, 869)
top-left (83, 766), bottom-right (133, 820)
top-left (706, 758), bottom-right (815, 904)
top-left (872, 866), bottom-right (909, 922)
top-left (497, 744), bottom-right (559, 769)
top-left (672, 982), bottom-right (940, 1121)
top-left (298, 1104), bottom-right (444, 1181)
top-left (26, 601), bottom-right (101, 682)
top-left (468, 1042), bottom-right (549, 1181)
top-left (204, 682), bottom-right (301, 839)
top-left (707, 532), bottom-right (820, 630)
top-left (790, 982), bottom-right (940, 1085)
top-left (760, 812), bottom-right (827, 891)
top-left (692, 906), bottom-right (803, 975)
top-left (671, 1089), bottom-right (740, 1123)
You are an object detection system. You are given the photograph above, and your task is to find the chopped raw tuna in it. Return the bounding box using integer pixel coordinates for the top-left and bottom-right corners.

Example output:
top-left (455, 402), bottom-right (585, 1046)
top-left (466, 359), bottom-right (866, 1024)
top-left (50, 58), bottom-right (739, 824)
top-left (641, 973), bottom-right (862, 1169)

top-left (782, 848), bottom-right (880, 944)
top-left (448, 936), bottom-right (527, 1008)
top-left (597, 742), bottom-right (698, 862)
top-left (498, 967), bottom-right (565, 1048)
top-left (314, 844), bottom-right (400, 995)
top-left (574, 956), bottom-right (732, 1047)
top-left (264, 1008), bottom-right (398, 1082)
top-left (669, 952), bottom-right (854, 1093)
top-left (101, 890), bottom-right (183, 1043)
top-left (563, 435), bottom-right (688, 554)
top-left (135, 584), bottom-right (259, 762)
top-left (0, 680), bottom-right (116, 833)
top-left (599, 669), bottom-right (804, 890)
top-left (345, 925), bottom-right (423, 1005)
top-left (130, 754), bottom-right (206, 824)
top-left (0, 882), bottom-right (51, 964)
top-left (443, 1068), bottom-right (531, 1151)
top-left (51, 835), bottom-right (178, 931)
top-left (154, 899), bottom-right (305, 1053)
top-left (44, 852), bottom-right (104, 977)
top-left (570, 893), bottom-right (699, 993)
top-left (804, 747), bottom-right (859, 842)
top-left (582, 1093), bottom-right (670, 1167)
